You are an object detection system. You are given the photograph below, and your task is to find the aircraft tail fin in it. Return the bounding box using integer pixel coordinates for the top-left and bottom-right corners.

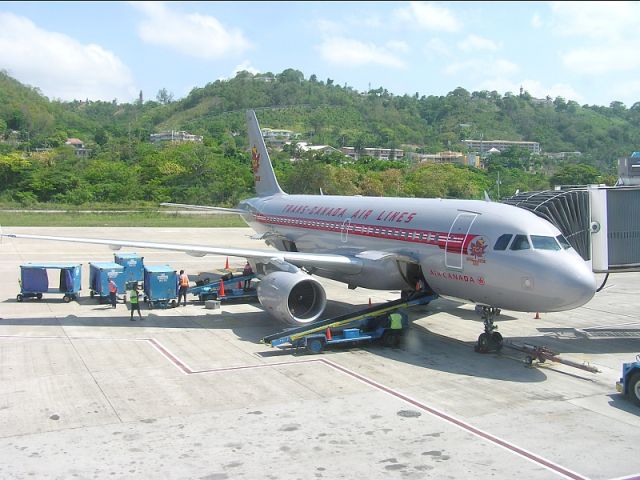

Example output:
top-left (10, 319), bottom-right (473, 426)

top-left (246, 110), bottom-right (285, 197)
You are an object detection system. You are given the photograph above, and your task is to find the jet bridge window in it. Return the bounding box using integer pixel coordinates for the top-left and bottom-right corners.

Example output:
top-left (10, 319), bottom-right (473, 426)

top-left (556, 234), bottom-right (572, 250)
top-left (494, 234), bottom-right (512, 251)
top-left (531, 235), bottom-right (561, 251)
top-left (510, 234), bottom-right (530, 251)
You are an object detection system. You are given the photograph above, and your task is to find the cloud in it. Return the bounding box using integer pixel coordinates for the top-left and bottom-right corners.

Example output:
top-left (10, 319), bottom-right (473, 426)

top-left (531, 13), bottom-right (543, 28)
top-left (132, 1), bottom-right (250, 59)
top-left (394, 2), bottom-right (461, 32)
top-left (444, 58), bottom-right (518, 77)
top-left (386, 40), bottom-right (410, 53)
top-left (232, 61), bottom-right (260, 76)
top-left (457, 34), bottom-right (500, 53)
top-left (424, 38), bottom-right (451, 57)
top-left (0, 12), bottom-right (135, 101)
top-left (550, 2), bottom-right (640, 75)
top-left (318, 37), bottom-right (405, 68)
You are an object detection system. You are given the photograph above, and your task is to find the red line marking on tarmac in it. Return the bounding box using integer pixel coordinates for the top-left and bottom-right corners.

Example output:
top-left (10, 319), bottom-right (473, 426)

top-left (318, 358), bottom-right (589, 480)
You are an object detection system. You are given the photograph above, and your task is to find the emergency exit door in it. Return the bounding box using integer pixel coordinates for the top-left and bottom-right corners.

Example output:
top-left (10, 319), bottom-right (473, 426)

top-left (445, 213), bottom-right (477, 270)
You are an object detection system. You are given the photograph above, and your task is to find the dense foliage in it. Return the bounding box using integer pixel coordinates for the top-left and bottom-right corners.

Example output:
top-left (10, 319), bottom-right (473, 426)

top-left (1, 69), bottom-right (636, 206)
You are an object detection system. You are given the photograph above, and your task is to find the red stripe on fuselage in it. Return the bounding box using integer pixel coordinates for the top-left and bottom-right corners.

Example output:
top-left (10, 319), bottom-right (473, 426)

top-left (253, 213), bottom-right (476, 253)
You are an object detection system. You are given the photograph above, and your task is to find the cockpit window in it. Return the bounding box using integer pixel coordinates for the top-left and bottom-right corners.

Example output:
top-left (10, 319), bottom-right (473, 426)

top-left (494, 234), bottom-right (512, 251)
top-left (556, 234), bottom-right (572, 250)
top-left (531, 235), bottom-right (561, 251)
top-left (510, 234), bottom-right (530, 250)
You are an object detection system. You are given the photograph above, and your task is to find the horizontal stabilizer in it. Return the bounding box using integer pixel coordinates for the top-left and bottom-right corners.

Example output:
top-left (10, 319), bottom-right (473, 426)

top-left (160, 202), bottom-right (247, 214)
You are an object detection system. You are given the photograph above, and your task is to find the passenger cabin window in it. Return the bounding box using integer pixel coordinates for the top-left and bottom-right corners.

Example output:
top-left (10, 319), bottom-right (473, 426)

top-left (510, 234), bottom-right (530, 250)
top-left (556, 234), bottom-right (572, 250)
top-left (494, 234), bottom-right (512, 251)
top-left (531, 235), bottom-right (561, 251)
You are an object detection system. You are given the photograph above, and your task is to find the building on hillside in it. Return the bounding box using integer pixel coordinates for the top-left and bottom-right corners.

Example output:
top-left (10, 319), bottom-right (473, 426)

top-left (65, 138), bottom-right (91, 157)
top-left (150, 131), bottom-right (203, 144)
top-left (261, 128), bottom-right (299, 148)
top-left (295, 142), bottom-right (341, 155)
top-left (544, 151), bottom-right (582, 160)
top-left (340, 146), bottom-right (405, 161)
top-left (407, 150), bottom-right (480, 168)
top-left (462, 139), bottom-right (541, 155)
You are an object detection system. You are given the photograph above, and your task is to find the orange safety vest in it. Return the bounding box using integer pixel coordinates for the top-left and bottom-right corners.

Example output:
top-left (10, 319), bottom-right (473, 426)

top-left (179, 274), bottom-right (189, 287)
top-left (109, 281), bottom-right (117, 293)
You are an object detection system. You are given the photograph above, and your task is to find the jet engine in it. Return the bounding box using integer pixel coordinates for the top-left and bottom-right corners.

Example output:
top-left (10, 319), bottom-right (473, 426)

top-left (256, 271), bottom-right (327, 325)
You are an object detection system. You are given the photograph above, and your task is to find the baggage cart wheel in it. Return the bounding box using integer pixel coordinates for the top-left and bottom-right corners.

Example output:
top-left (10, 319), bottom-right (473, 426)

top-left (306, 337), bottom-right (325, 354)
top-left (36, 293), bottom-right (43, 300)
top-left (629, 372), bottom-right (640, 406)
top-left (17, 294), bottom-right (23, 302)
top-left (90, 291), bottom-right (95, 298)
top-left (63, 295), bottom-right (71, 303)
top-left (171, 299), bottom-right (177, 308)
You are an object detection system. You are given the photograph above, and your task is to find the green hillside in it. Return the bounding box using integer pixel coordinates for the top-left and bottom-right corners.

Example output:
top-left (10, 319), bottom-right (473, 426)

top-left (0, 68), bottom-right (635, 207)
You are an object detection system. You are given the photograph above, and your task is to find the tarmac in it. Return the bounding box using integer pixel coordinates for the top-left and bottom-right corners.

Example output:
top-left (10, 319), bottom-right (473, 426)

top-left (0, 227), bottom-right (639, 480)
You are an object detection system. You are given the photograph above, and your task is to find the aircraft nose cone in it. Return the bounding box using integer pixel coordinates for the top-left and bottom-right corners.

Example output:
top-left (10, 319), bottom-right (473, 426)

top-left (554, 260), bottom-right (596, 310)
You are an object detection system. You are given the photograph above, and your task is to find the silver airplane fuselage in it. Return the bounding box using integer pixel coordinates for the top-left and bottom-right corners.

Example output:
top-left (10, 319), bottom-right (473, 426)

top-left (240, 193), bottom-right (596, 313)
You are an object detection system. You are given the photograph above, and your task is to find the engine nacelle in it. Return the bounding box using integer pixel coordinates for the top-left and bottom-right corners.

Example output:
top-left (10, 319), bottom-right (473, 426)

top-left (257, 271), bottom-right (327, 325)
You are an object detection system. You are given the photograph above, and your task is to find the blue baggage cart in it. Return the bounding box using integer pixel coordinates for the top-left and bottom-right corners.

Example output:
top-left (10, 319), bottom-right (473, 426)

top-left (17, 263), bottom-right (82, 303)
top-left (143, 265), bottom-right (178, 309)
top-left (114, 253), bottom-right (144, 285)
top-left (89, 262), bottom-right (126, 303)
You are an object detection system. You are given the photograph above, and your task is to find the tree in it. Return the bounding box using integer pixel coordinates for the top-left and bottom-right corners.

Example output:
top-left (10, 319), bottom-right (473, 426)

top-left (550, 164), bottom-right (601, 186)
top-left (156, 88), bottom-right (174, 105)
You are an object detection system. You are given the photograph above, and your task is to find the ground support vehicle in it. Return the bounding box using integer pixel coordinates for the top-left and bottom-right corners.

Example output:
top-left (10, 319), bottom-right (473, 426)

top-left (188, 274), bottom-right (257, 302)
top-left (89, 262), bottom-right (126, 304)
top-left (143, 265), bottom-right (178, 309)
top-left (17, 263), bottom-right (82, 303)
top-left (262, 293), bottom-right (436, 354)
top-left (616, 354), bottom-right (640, 406)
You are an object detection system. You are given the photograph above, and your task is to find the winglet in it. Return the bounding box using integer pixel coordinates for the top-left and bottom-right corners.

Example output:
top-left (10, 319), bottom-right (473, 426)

top-left (246, 110), bottom-right (285, 197)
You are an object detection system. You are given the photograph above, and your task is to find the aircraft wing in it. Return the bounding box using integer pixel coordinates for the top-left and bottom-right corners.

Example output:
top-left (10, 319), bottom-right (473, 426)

top-left (1, 232), bottom-right (363, 274)
top-left (160, 202), bottom-right (247, 214)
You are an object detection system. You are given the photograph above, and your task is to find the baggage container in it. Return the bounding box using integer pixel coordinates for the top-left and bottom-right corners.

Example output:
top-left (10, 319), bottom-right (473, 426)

top-left (114, 253), bottom-right (144, 284)
top-left (89, 262), bottom-right (126, 303)
top-left (143, 265), bottom-right (178, 309)
top-left (17, 263), bottom-right (82, 303)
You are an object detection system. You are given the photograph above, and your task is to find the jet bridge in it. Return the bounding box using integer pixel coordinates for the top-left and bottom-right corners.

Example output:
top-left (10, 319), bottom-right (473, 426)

top-left (502, 185), bottom-right (640, 273)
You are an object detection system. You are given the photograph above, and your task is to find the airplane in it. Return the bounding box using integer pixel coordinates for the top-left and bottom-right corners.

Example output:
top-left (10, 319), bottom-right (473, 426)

top-left (1, 110), bottom-right (597, 352)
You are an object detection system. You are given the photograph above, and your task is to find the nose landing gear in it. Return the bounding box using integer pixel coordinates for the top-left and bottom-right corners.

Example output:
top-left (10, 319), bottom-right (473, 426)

top-left (474, 306), bottom-right (503, 353)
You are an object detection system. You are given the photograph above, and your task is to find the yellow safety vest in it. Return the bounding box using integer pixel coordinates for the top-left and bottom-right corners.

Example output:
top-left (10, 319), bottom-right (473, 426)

top-left (390, 313), bottom-right (403, 330)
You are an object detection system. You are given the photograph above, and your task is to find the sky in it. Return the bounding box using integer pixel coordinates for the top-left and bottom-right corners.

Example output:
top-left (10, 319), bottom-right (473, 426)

top-left (1, 1), bottom-right (639, 108)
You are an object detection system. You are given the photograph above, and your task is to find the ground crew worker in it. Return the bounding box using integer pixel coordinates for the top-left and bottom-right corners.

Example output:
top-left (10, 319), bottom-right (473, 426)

top-left (178, 270), bottom-right (189, 306)
top-left (243, 261), bottom-right (253, 289)
top-left (386, 312), bottom-right (405, 348)
top-left (129, 283), bottom-right (142, 321)
top-left (108, 278), bottom-right (117, 309)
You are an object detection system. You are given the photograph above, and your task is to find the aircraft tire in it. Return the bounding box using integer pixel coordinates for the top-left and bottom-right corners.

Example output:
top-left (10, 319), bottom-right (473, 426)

top-left (629, 372), bottom-right (640, 406)
top-left (475, 333), bottom-right (490, 353)
top-left (491, 332), bottom-right (503, 351)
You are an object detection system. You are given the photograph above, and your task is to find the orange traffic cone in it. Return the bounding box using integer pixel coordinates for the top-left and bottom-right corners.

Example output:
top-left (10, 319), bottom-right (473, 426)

top-left (218, 279), bottom-right (226, 297)
top-left (534, 312), bottom-right (540, 319)
top-left (224, 257), bottom-right (230, 270)
top-left (237, 280), bottom-right (242, 289)
top-left (326, 328), bottom-right (332, 341)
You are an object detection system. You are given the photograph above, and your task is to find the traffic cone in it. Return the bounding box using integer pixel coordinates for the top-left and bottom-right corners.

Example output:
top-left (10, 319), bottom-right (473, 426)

top-left (224, 257), bottom-right (230, 270)
top-left (534, 312), bottom-right (540, 319)
top-left (218, 279), bottom-right (226, 297)
top-left (368, 297), bottom-right (372, 306)
top-left (237, 280), bottom-right (242, 289)
top-left (326, 328), bottom-right (332, 341)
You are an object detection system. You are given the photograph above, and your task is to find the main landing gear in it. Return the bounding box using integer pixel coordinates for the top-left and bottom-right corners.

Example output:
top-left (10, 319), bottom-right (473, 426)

top-left (474, 306), bottom-right (503, 353)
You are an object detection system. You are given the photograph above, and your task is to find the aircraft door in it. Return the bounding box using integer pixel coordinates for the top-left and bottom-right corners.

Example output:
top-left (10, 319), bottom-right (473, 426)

top-left (340, 218), bottom-right (351, 243)
top-left (445, 213), bottom-right (477, 270)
